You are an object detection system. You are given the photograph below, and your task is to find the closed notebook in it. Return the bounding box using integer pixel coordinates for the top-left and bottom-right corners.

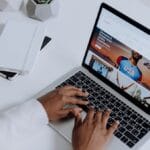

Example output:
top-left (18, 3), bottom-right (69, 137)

top-left (0, 21), bottom-right (44, 74)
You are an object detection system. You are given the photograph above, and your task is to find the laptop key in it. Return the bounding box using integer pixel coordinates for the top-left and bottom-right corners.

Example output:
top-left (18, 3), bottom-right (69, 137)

top-left (67, 80), bottom-right (75, 86)
top-left (84, 79), bottom-right (91, 85)
top-left (130, 114), bottom-right (138, 120)
top-left (126, 109), bottom-right (132, 116)
top-left (105, 94), bottom-right (111, 99)
top-left (86, 88), bottom-right (94, 93)
top-left (115, 131), bottom-right (122, 138)
top-left (70, 76), bottom-right (78, 82)
top-left (119, 127), bottom-right (126, 133)
top-left (118, 112), bottom-right (125, 118)
top-left (91, 92), bottom-right (99, 98)
top-left (138, 129), bottom-right (148, 139)
top-left (123, 116), bottom-right (130, 122)
top-left (79, 76), bottom-right (86, 81)
top-left (94, 86), bottom-right (101, 92)
top-left (142, 122), bottom-right (150, 130)
top-left (110, 112), bottom-right (116, 118)
top-left (127, 141), bottom-right (134, 148)
top-left (124, 131), bottom-right (139, 144)
top-left (120, 120), bottom-right (127, 127)
top-left (129, 120), bottom-right (136, 126)
top-left (115, 101), bottom-right (121, 107)
top-left (136, 118), bottom-right (143, 124)
top-left (121, 136), bottom-right (128, 143)
top-left (135, 124), bottom-right (142, 130)
top-left (107, 103), bottom-right (114, 109)
top-left (126, 125), bottom-right (133, 131)
top-left (88, 95), bottom-right (96, 102)
top-left (82, 84), bottom-right (89, 90)
top-left (100, 99), bottom-right (108, 105)
top-left (60, 82), bottom-right (67, 87)
top-left (132, 129), bottom-right (139, 136)
top-left (140, 128), bottom-right (148, 135)
top-left (112, 107), bottom-right (120, 113)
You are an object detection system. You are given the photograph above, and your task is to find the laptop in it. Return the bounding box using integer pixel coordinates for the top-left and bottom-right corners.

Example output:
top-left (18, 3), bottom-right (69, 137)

top-left (35, 3), bottom-right (150, 150)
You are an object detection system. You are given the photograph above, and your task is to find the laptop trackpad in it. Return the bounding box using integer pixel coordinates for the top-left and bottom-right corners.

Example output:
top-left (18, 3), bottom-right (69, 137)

top-left (49, 112), bottom-right (87, 143)
top-left (49, 118), bottom-right (74, 143)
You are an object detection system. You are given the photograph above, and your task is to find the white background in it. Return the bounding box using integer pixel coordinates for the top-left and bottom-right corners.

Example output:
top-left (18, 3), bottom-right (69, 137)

top-left (0, 0), bottom-right (150, 149)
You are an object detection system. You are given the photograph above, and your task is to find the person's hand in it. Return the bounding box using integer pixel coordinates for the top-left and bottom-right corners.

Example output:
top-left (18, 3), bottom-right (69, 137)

top-left (38, 86), bottom-right (89, 122)
top-left (72, 109), bottom-right (119, 150)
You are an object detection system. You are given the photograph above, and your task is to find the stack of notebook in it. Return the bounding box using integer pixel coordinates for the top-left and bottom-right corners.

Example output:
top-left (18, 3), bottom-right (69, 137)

top-left (0, 0), bottom-right (22, 11)
top-left (0, 21), bottom-right (46, 80)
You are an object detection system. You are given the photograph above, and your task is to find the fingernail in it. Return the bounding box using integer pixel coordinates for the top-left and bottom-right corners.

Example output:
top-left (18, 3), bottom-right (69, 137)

top-left (87, 104), bottom-right (93, 109)
top-left (79, 109), bottom-right (83, 112)
top-left (97, 108), bottom-right (103, 112)
top-left (85, 101), bottom-right (89, 105)
top-left (85, 92), bottom-right (89, 96)
top-left (107, 109), bottom-right (111, 112)
top-left (89, 105), bottom-right (95, 109)
top-left (116, 120), bottom-right (120, 124)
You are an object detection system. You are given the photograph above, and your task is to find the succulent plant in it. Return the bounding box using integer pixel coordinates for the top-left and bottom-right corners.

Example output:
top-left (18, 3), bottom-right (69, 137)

top-left (34, 0), bottom-right (52, 4)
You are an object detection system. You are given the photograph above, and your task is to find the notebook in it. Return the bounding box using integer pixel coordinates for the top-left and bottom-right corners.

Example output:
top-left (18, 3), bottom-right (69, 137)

top-left (0, 0), bottom-right (22, 11)
top-left (0, 21), bottom-right (45, 74)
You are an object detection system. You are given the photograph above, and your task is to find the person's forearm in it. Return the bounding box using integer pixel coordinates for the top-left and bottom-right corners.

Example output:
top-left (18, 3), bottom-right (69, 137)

top-left (0, 99), bottom-right (49, 147)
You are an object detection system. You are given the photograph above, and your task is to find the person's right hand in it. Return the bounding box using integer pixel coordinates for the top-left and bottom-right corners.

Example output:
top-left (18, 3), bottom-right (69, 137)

top-left (38, 86), bottom-right (89, 122)
top-left (72, 109), bottom-right (119, 150)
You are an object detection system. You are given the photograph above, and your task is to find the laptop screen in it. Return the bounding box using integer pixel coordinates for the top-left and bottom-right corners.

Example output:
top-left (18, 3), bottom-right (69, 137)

top-left (83, 4), bottom-right (150, 113)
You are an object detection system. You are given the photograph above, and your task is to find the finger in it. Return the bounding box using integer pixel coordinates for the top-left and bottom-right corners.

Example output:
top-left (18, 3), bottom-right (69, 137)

top-left (84, 109), bottom-right (95, 124)
top-left (56, 86), bottom-right (78, 95)
top-left (59, 85), bottom-right (82, 93)
top-left (62, 85), bottom-right (80, 90)
top-left (64, 97), bottom-right (89, 105)
top-left (107, 121), bottom-right (119, 138)
top-left (59, 107), bottom-right (82, 118)
top-left (65, 89), bottom-right (89, 97)
top-left (71, 107), bottom-right (83, 117)
top-left (95, 111), bottom-right (102, 123)
top-left (101, 109), bottom-right (111, 128)
top-left (74, 113), bottom-right (82, 128)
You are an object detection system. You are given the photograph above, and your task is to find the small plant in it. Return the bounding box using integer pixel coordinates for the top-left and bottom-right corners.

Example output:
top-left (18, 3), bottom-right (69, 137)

top-left (34, 0), bottom-right (52, 4)
top-left (27, 0), bottom-right (57, 21)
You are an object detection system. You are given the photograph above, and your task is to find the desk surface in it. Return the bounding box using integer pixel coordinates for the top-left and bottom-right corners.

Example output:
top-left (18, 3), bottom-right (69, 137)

top-left (0, 0), bottom-right (150, 149)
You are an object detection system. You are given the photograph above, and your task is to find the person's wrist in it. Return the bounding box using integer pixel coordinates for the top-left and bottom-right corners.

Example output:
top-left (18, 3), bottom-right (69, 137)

top-left (74, 148), bottom-right (82, 150)
top-left (38, 97), bottom-right (51, 122)
top-left (73, 146), bottom-right (87, 150)
top-left (74, 146), bottom-right (105, 150)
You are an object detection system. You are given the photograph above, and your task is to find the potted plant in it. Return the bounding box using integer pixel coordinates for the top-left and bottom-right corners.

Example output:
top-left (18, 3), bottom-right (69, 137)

top-left (26, 0), bottom-right (59, 21)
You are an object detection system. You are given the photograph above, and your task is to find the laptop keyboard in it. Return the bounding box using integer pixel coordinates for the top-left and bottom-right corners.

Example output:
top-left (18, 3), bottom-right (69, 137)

top-left (57, 71), bottom-right (150, 148)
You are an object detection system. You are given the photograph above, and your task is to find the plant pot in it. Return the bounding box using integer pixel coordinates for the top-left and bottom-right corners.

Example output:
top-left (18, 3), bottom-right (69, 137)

top-left (26, 0), bottom-right (59, 21)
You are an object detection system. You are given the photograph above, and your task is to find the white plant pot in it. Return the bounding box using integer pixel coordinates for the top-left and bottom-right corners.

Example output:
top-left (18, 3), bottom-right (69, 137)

top-left (26, 0), bottom-right (59, 21)
top-left (0, 0), bottom-right (22, 11)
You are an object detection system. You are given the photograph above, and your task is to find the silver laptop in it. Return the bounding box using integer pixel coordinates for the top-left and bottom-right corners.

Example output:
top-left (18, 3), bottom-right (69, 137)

top-left (36, 3), bottom-right (150, 150)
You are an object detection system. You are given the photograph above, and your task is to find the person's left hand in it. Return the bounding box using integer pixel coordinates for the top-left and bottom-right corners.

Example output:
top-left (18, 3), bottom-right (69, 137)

top-left (72, 109), bottom-right (119, 150)
top-left (38, 86), bottom-right (89, 122)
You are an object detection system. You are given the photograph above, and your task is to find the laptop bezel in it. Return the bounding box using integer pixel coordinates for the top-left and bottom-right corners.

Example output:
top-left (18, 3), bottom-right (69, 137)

top-left (82, 3), bottom-right (150, 114)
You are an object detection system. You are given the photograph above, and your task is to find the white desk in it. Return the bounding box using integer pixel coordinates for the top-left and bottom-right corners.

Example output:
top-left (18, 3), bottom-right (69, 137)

top-left (0, 0), bottom-right (150, 149)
